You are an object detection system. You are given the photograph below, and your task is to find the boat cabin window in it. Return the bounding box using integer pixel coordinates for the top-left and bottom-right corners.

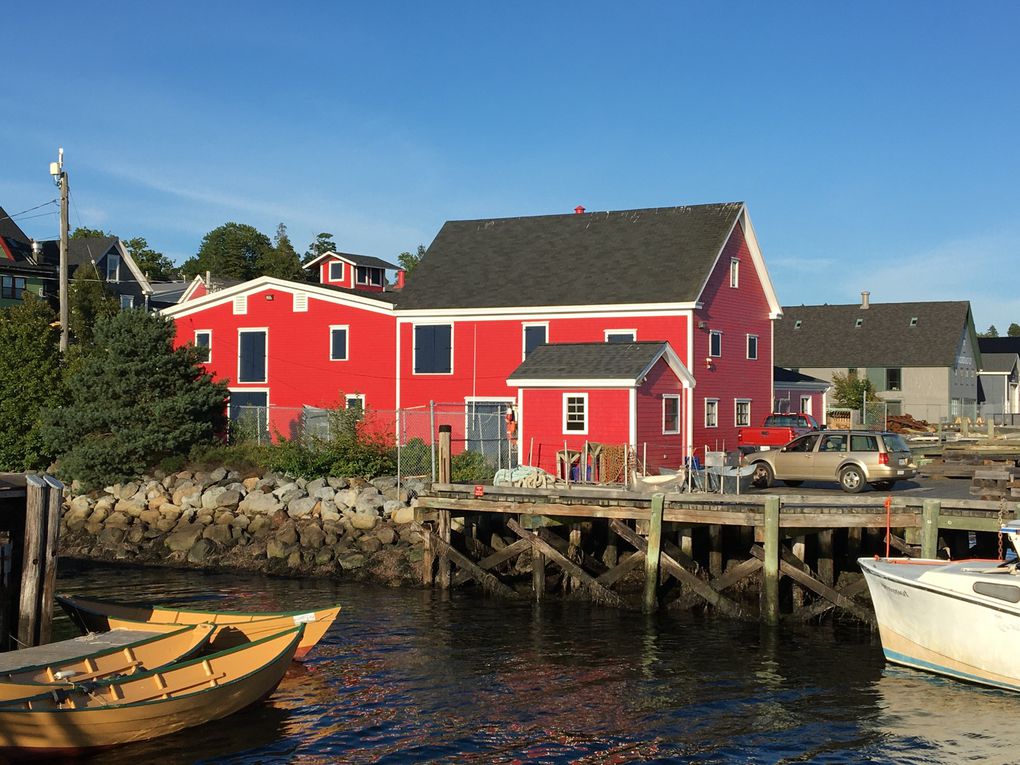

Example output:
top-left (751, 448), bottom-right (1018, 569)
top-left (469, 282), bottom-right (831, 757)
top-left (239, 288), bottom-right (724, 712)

top-left (973, 582), bottom-right (1020, 603)
top-left (785, 434), bottom-right (819, 453)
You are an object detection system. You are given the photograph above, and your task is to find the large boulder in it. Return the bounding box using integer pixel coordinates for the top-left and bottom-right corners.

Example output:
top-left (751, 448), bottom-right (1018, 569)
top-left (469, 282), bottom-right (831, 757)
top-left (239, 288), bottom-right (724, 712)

top-left (188, 538), bottom-right (217, 564)
top-left (327, 476), bottom-right (349, 490)
top-left (238, 492), bottom-right (282, 515)
top-left (287, 497), bottom-right (317, 519)
top-left (201, 487), bottom-right (228, 510)
top-left (370, 476), bottom-right (398, 493)
top-left (98, 526), bottom-right (126, 548)
top-left (277, 523), bottom-right (299, 546)
top-left (299, 525), bottom-right (326, 549)
top-left (355, 491), bottom-right (384, 514)
top-left (104, 511), bottom-right (132, 528)
top-left (266, 538), bottom-right (291, 559)
top-left (165, 525), bottom-right (204, 553)
top-left (391, 506), bottom-right (415, 525)
top-left (350, 512), bottom-right (378, 531)
top-left (202, 524), bottom-right (234, 546)
top-left (375, 526), bottom-right (396, 546)
top-left (173, 484), bottom-right (201, 507)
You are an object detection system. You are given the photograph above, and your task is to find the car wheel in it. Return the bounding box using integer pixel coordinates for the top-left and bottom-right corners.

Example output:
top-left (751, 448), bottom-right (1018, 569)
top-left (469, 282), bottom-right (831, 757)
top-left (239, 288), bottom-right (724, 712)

top-left (840, 465), bottom-right (866, 493)
top-left (871, 480), bottom-right (895, 491)
top-left (783, 480), bottom-right (803, 487)
top-left (752, 462), bottom-right (774, 489)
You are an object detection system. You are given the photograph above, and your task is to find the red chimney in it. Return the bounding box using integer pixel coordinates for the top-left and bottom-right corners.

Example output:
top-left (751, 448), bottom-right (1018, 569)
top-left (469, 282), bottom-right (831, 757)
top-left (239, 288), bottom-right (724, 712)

top-left (395, 270), bottom-right (406, 289)
top-left (574, 205), bottom-right (586, 215)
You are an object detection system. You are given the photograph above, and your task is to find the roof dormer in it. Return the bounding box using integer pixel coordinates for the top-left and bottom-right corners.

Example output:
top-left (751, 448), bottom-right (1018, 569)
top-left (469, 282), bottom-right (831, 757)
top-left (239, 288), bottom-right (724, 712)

top-left (302, 250), bottom-right (399, 293)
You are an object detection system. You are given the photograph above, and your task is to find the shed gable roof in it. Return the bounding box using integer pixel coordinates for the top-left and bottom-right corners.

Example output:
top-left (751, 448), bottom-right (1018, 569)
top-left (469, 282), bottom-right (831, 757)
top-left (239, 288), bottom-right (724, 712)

top-left (303, 251), bottom-right (398, 271)
top-left (397, 203), bottom-right (747, 310)
top-left (775, 301), bottom-right (975, 368)
top-left (979, 352), bottom-right (1019, 375)
top-left (508, 341), bottom-right (694, 387)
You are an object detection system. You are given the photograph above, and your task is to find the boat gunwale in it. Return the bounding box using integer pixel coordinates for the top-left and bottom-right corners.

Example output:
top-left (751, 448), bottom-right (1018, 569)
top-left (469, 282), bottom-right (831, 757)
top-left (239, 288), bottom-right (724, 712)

top-left (0, 625), bottom-right (304, 715)
top-left (57, 594), bottom-right (340, 622)
top-left (0, 624), bottom-right (210, 679)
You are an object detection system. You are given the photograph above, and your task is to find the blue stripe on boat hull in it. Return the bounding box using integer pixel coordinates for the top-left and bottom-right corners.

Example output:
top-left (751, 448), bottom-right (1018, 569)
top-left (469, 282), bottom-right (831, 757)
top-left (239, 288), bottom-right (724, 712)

top-left (883, 648), bottom-right (1020, 693)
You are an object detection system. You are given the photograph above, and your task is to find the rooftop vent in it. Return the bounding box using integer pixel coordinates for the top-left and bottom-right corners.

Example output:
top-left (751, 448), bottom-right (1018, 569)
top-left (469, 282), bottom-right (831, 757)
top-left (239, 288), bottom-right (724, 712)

top-left (794, 320), bottom-right (802, 330)
top-left (855, 318), bottom-right (864, 328)
top-left (910, 317), bottom-right (918, 327)
top-left (861, 291), bottom-right (871, 309)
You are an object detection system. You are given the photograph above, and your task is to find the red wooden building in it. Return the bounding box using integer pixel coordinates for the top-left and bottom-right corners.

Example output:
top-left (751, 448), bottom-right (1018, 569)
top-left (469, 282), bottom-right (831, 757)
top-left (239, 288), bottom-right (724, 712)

top-left (163, 202), bottom-right (781, 471)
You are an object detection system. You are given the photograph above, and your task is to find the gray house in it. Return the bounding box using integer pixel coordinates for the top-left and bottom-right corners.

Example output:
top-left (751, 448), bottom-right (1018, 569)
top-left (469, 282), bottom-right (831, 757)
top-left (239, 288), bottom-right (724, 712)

top-left (977, 338), bottom-right (1020, 423)
top-left (775, 293), bottom-right (981, 423)
top-left (40, 237), bottom-right (153, 309)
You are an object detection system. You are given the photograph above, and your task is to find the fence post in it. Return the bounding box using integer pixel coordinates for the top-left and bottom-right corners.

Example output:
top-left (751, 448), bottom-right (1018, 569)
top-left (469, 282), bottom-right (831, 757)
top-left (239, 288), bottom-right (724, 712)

top-left (396, 408), bottom-right (402, 488)
top-left (429, 401), bottom-right (437, 482)
top-left (438, 425), bottom-right (452, 484)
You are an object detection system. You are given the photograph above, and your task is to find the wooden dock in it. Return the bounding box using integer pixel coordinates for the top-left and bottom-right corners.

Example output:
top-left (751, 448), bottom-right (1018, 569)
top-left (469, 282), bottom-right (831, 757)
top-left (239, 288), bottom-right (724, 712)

top-left (413, 480), bottom-right (1018, 625)
top-left (0, 474), bottom-right (64, 651)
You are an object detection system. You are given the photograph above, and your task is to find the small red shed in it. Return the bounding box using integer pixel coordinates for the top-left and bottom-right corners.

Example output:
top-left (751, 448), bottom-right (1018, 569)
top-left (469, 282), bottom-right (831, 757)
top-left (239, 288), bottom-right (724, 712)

top-left (507, 341), bottom-right (695, 477)
top-left (302, 251), bottom-right (399, 293)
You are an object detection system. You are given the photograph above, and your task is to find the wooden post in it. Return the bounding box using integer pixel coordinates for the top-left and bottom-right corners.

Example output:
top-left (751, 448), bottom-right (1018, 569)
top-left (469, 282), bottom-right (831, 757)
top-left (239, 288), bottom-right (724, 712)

top-left (763, 496), bottom-right (780, 626)
top-left (643, 494), bottom-right (664, 613)
top-left (847, 527), bottom-right (862, 561)
top-left (708, 524), bottom-right (723, 578)
top-left (817, 529), bottom-right (834, 587)
top-left (532, 530), bottom-right (546, 601)
top-left (679, 528), bottom-right (693, 559)
top-left (437, 510), bottom-right (452, 590)
top-left (438, 425), bottom-right (452, 484)
top-left (421, 524), bottom-right (435, 586)
top-left (922, 499), bottom-right (941, 559)
top-left (38, 476), bottom-right (63, 645)
top-left (567, 524), bottom-right (582, 592)
top-left (792, 535), bottom-right (806, 608)
top-left (18, 476), bottom-right (48, 649)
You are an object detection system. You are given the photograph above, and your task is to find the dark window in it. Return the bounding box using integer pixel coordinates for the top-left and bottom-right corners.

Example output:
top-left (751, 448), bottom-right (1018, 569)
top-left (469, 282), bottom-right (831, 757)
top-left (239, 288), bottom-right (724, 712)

top-left (355, 266), bottom-right (383, 286)
top-left (105, 254), bottom-right (120, 281)
top-left (973, 582), bottom-right (1020, 603)
top-left (1, 276), bottom-right (26, 299)
top-left (238, 330), bottom-right (267, 382)
top-left (850, 434), bottom-right (879, 452)
top-left (886, 368), bottom-right (902, 391)
top-left (786, 434), bottom-right (819, 452)
top-left (328, 261), bottom-right (344, 280)
top-left (747, 334), bottom-right (758, 360)
top-left (820, 434), bottom-right (847, 452)
top-left (663, 396), bottom-right (680, 433)
top-left (195, 331), bottom-right (211, 362)
top-left (710, 331), bottom-right (722, 357)
top-left (330, 327), bottom-right (348, 360)
top-left (606, 331), bottom-right (635, 343)
top-left (564, 395), bottom-right (586, 432)
top-left (345, 395), bottom-right (364, 410)
top-left (120, 294), bottom-right (134, 309)
top-left (414, 325), bottom-right (452, 373)
top-left (523, 325), bottom-right (547, 357)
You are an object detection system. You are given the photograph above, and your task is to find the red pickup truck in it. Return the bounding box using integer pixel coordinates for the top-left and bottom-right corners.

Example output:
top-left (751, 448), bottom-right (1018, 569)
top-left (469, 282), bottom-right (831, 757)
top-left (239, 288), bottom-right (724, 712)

top-left (738, 413), bottom-right (821, 453)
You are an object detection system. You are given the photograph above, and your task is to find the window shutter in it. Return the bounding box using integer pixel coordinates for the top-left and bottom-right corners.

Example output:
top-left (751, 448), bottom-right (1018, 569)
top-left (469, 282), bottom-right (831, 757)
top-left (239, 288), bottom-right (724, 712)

top-left (239, 331), bottom-right (266, 382)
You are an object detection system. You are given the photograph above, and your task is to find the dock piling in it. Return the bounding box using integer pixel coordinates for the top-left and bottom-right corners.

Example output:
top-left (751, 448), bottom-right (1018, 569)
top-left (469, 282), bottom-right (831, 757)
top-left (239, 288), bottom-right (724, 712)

top-left (762, 496), bottom-right (780, 626)
top-left (642, 494), bottom-right (664, 613)
top-left (922, 499), bottom-right (941, 559)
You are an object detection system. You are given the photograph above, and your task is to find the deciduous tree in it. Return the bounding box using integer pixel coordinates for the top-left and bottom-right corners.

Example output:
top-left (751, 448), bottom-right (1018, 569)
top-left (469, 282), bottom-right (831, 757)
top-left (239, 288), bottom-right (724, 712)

top-left (831, 371), bottom-right (879, 409)
top-left (41, 310), bottom-right (228, 488)
top-left (124, 237), bottom-right (177, 281)
top-left (398, 244), bottom-right (426, 277)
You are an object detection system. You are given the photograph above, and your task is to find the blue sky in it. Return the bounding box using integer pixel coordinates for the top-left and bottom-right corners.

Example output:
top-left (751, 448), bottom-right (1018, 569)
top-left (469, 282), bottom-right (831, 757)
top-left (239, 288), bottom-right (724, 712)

top-left (3, 2), bottom-right (1018, 331)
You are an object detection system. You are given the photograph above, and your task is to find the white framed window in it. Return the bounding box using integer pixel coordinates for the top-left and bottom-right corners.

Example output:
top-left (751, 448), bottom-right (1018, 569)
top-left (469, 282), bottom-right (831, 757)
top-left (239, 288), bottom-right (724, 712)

top-left (105, 253), bottom-right (120, 282)
top-left (356, 266), bottom-right (383, 286)
top-left (735, 399), bottom-right (751, 427)
top-left (604, 329), bottom-right (636, 343)
top-left (563, 393), bottom-right (588, 434)
top-left (194, 330), bottom-right (212, 363)
top-left (413, 324), bottom-right (453, 374)
top-left (328, 261), bottom-right (345, 281)
top-left (345, 393), bottom-right (365, 410)
top-left (662, 395), bottom-right (681, 434)
top-left (237, 328), bottom-right (268, 384)
top-left (522, 322), bottom-right (548, 359)
top-left (800, 395), bottom-right (812, 415)
top-left (730, 257), bottom-right (739, 288)
top-left (709, 330), bottom-right (722, 357)
top-left (330, 325), bottom-right (349, 361)
top-left (119, 294), bottom-right (134, 309)
top-left (705, 398), bottom-right (719, 428)
top-left (746, 334), bottom-right (758, 360)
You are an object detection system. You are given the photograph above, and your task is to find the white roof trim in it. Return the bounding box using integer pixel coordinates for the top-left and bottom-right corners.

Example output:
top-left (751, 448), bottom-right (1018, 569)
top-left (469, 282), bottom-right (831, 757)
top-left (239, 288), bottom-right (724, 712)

top-left (179, 275), bottom-right (207, 303)
top-left (692, 204), bottom-right (782, 320)
top-left (302, 250), bottom-right (353, 270)
top-left (161, 275), bottom-right (396, 319)
top-left (114, 240), bottom-right (153, 295)
top-left (398, 302), bottom-right (699, 320)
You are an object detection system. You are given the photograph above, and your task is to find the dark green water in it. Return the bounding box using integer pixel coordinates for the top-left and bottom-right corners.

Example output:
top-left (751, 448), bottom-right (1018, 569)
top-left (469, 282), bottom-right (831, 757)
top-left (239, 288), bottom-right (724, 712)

top-left (52, 561), bottom-right (1019, 764)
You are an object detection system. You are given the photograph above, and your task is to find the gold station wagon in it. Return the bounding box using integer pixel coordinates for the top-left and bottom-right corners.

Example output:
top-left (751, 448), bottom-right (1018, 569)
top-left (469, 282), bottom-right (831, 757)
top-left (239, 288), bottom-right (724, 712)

top-left (747, 430), bottom-right (916, 493)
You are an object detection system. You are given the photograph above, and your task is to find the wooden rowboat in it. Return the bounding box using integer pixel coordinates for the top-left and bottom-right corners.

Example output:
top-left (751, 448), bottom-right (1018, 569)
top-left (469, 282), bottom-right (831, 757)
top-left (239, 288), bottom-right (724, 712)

top-left (0, 623), bottom-right (215, 701)
top-left (57, 595), bottom-right (340, 659)
top-left (0, 626), bottom-right (302, 756)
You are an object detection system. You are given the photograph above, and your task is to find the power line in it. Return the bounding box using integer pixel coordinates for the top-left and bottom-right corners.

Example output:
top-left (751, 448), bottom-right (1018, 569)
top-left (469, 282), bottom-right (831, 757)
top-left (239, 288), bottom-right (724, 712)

top-left (0, 201), bottom-right (59, 225)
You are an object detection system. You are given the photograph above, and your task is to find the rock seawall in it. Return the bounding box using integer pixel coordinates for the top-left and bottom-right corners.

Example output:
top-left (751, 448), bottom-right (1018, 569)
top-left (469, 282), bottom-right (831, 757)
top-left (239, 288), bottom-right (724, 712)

top-left (60, 468), bottom-right (428, 586)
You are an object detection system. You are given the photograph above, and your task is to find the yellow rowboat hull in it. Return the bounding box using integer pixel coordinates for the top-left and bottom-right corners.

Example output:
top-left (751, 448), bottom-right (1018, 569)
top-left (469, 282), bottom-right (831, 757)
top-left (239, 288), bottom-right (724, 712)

top-left (57, 596), bottom-right (340, 660)
top-left (0, 626), bottom-right (303, 756)
top-left (0, 623), bottom-right (214, 701)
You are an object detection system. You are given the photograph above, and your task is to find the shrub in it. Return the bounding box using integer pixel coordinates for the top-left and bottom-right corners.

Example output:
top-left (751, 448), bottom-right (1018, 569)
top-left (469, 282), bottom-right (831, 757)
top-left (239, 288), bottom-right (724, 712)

top-left (451, 450), bottom-right (493, 483)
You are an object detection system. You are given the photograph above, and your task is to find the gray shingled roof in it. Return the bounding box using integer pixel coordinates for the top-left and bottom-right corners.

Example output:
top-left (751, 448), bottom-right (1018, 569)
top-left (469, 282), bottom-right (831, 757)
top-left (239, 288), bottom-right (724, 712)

top-left (396, 203), bottom-right (743, 310)
top-left (40, 237), bottom-right (119, 268)
top-left (980, 352), bottom-right (1018, 374)
top-left (508, 341), bottom-right (668, 381)
top-left (304, 251), bottom-right (398, 270)
top-left (775, 301), bottom-right (974, 368)
top-left (773, 366), bottom-right (830, 386)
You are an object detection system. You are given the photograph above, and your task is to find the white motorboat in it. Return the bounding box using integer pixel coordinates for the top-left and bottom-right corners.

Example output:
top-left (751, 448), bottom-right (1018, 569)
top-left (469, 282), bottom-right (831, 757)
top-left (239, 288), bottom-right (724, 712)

top-left (859, 555), bottom-right (1020, 691)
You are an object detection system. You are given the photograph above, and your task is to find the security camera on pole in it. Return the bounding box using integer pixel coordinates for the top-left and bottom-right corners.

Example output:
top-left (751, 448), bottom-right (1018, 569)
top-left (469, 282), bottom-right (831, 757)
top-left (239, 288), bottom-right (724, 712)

top-left (49, 149), bottom-right (69, 353)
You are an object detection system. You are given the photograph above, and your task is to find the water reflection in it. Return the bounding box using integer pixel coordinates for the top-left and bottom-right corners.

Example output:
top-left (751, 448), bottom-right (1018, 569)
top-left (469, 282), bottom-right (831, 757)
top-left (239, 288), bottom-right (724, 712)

top-left (48, 561), bottom-right (1020, 764)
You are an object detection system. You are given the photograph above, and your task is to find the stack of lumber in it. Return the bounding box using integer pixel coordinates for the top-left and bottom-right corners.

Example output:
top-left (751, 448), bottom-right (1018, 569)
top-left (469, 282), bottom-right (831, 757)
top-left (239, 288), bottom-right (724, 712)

top-left (887, 414), bottom-right (935, 434)
top-left (971, 467), bottom-right (1018, 499)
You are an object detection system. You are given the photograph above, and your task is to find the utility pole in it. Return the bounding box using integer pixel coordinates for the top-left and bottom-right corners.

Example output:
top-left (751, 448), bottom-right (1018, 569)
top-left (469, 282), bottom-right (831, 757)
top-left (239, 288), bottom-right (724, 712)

top-left (49, 149), bottom-right (69, 353)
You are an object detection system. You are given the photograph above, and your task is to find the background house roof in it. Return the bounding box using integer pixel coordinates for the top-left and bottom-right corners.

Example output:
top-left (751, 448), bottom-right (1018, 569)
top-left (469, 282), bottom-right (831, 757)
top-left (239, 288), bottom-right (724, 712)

top-left (773, 366), bottom-right (831, 387)
top-left (508, 341), bottom-right (671, 381)
top-left (775, 301), bottom-right (975, 368)
top-left (0, 206), bottom-right (34, 261)
top-left (396, 203), bottom-right (744, 310)
top-left (40, 237), bottom-right (119, 268)
top-left (303, 251), bottom-right (399, 270)
top-left (978, 337), bottom-right (1020, 356)
top-left (979, 352), bottom-right (1018, 374)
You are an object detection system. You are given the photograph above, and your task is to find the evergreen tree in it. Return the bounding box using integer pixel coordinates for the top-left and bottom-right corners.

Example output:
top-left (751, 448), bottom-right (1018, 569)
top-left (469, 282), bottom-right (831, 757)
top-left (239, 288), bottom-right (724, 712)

top-left (258, 223), bottom-right (306, 281)
top-left (0, 296), bottom-right (63, 470)
top-left (981, 325), bottom-right (1000, 338)
top-left (41, 310), bottom-right (228, 488)
top-left (180, 223), bottom-right (272, 281)
top-left (302, 232), bottom-right (337, 264)
top-left (68, 272), bottom-right (119, 350)
top-left (398, 244), bottom-right (427, 277)
top-left (1008, 323), bottom-right (1020, 338)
